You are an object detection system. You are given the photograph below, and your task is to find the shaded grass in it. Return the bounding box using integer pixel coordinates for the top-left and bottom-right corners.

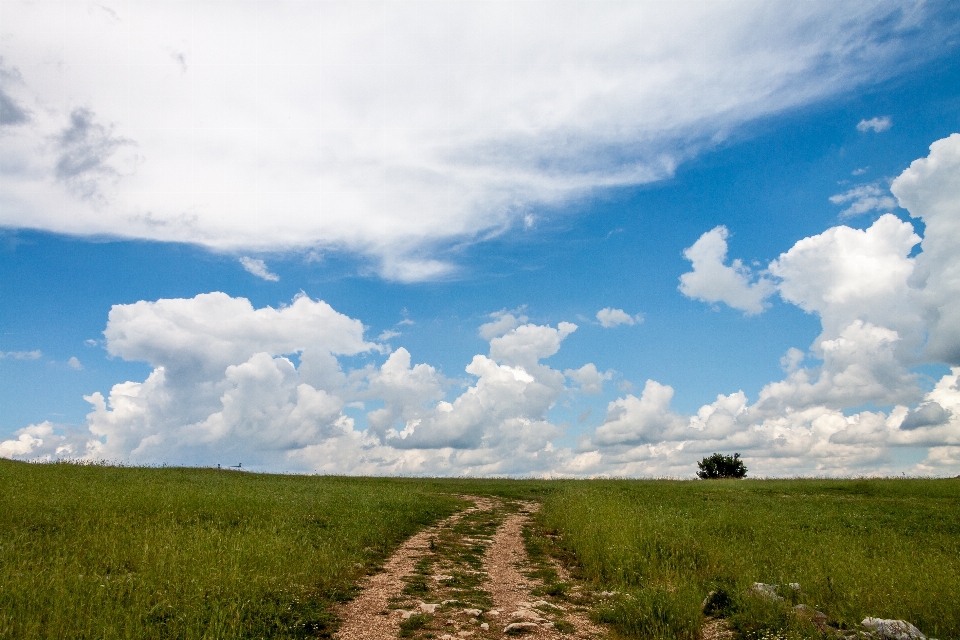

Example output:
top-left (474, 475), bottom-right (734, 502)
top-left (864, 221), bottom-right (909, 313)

top-left (535, 479), bottom-right (960, 640)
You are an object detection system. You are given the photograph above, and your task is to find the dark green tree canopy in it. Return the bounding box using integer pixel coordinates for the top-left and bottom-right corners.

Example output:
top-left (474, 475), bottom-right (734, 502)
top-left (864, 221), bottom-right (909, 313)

top-left (697, 453), bottom-right (747, 479)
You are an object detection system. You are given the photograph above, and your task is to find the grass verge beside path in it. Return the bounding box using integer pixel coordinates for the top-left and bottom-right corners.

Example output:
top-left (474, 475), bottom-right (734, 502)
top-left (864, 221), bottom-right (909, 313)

top-left (535, 479), bottom-right (960, 640)
top-left (0, 460), bottom-right (463, 639)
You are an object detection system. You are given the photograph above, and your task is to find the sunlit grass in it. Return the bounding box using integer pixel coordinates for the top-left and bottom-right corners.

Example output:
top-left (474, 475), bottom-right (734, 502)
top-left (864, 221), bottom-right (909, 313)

top-left (0, 460), bottom-right (462, 639)
top-left (535, 479), bottom-right (960, 640)
top-left (3, 461), bottom-right (958, 640)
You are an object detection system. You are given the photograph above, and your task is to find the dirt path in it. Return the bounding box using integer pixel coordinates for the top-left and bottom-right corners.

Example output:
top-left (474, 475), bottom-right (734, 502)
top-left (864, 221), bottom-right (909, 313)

top-left (334, 497), bottom-right (605, 640)
top-left (335, 498), bottom-right (495, 640)
top-left (482, 502), bottom-right (603, 639)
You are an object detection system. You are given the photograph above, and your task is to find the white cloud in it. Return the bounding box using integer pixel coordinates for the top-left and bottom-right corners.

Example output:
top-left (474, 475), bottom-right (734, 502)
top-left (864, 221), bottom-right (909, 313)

top-left (591, 380), bottom-right (686, 447)
top-left (4, 136), bottom-right (960, 477)
top-left (0, 2), bottom-right (945, 279)
top-left (752, 320), bottom-right (922, 413)
top-left (67, 356), bottom-right (83, 370)
top-left (0, 349), bottom-right (41, 360)
top-left (239, 257), bottom-right (279, 282)
top-left (891, 133), bottom-right (960, 365)
top-left (829, 182), bottom-right (898, 217)
top-left (596, 308), bottom-right (643, 328)
top-left (102, 292), bottom-right (373, 380)
top-left (769, 213), bottom-right (923, 354)
top-left (564, 363), bottom-right (613, 395)
top-left (780, 347), bottom-right (806, 373)
top-left (0, 292), bottom-right (578, 475)
top-left (678, 226), bottom-right (776, 315)
top-left (489, 322), bottom-right (577, 372)
top-left (479, 309), bottom-right (528, 341)
top-left (857, 116), bottom-right (892, 132)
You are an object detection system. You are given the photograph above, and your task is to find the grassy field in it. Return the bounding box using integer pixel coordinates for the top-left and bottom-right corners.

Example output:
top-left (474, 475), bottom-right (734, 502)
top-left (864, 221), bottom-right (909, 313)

top-left (534, 479), bottom-right (960, 640)
top-left (2, 460), bottom-right (958, 639)
top-left (0, 460), bottom-right (467, 639)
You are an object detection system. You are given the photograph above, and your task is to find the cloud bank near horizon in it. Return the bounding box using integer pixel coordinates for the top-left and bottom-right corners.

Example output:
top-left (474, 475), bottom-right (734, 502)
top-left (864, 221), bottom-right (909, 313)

top-left (0, 1), bottom-right (950, 280)
top-left (4, 135), bottom-right (960, 477)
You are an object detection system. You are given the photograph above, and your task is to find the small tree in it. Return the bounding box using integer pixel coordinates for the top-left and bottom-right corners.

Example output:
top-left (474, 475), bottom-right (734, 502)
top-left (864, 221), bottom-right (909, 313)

top-left (697, 453), bottom-right (747, 479)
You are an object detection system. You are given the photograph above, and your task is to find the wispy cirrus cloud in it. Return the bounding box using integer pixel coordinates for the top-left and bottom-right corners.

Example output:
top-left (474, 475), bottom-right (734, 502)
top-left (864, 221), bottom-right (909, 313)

top-left (0, 1), bottom-right (951, 279)
top-left (857, 116), bottom-right (893, 132)
top-left (829, 182), bottom-right (898, 217)
top-left (239, 257), bottom-right (279, 282)
top-left (0, 349), bottom-right (41, 360)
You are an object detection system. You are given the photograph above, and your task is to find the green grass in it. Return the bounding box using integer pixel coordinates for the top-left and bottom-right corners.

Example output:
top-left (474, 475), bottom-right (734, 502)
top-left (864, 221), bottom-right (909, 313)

top-left (534, 478), bottom-right (960, 640)
top-left (4, 461), bottom-right (959, 640)
top-left (0, 460), bottom-right (462, 639)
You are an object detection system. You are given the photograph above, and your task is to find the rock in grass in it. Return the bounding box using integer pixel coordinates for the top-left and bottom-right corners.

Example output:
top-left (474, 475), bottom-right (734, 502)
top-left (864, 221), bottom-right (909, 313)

top-left (793, 604), bottom-right (830, 631)
top-left (509, 609), bottom-right (545, 622)
top-left (862, 618), bottom-right (926, 640)
top-left (750, 582), bottom-right (782, 600)
top-left (504, 622), bottom-right (539, 633)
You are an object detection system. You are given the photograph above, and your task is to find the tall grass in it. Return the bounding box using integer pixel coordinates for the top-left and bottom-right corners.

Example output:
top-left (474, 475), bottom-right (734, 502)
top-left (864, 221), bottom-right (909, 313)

top-left (0, 460), bottom-right (461, 639)
top-left (536, 479), bottom-right (960, 640)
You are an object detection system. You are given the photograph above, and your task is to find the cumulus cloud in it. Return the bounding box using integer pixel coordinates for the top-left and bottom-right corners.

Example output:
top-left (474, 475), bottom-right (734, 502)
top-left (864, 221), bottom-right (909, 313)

top-left (591, 380), bottom-right (686, 447)
top-left (829, 182), bottom-right (898, 217)
top-left (489, 322), bottom-right (576, 372)
top-left (577, 134), bottom-right (960, 477)
top-left (0, 292), bottom-right (579, 475)
top-left (4, 135), bottom-right (960, 477)
top-left (239, 257), bottom-right (280, 282)
top-left (0, 2), bottom-right (950, 278)
top-left (770, 213), bottom-right (923, 354)
top-left (565, 364), bottom-right (613, 395)
top-left (678, 226), bottom-right (776, 315)
top-left (857, 116), bottom-right (892, 132)
top-left (67, 356), bottom-right (83, 370)
top-left (891, 133), bottom-right (960, 365)
top-left (479, 309), bottom-right (528, 341)
top-left (901, 402), bottom-right (951, 430)
top-left (596, 308), bottom-right (643, 328)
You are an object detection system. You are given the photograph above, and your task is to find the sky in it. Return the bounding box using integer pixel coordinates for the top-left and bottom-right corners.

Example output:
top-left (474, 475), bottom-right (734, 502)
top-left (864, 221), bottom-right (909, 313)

top-left (2, 0), bottom-right (960, 477)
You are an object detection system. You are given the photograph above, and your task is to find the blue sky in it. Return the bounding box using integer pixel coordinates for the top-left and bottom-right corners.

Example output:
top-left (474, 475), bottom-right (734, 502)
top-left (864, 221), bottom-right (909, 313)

top-left (2, 1), bottom-right (960, 476)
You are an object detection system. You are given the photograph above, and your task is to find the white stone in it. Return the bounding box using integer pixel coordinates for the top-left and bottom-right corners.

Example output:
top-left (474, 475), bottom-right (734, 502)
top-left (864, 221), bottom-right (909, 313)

top-left (862, 618), bottom-right (926, 640)
top-left (750, 582), bottom-right (782, 600)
